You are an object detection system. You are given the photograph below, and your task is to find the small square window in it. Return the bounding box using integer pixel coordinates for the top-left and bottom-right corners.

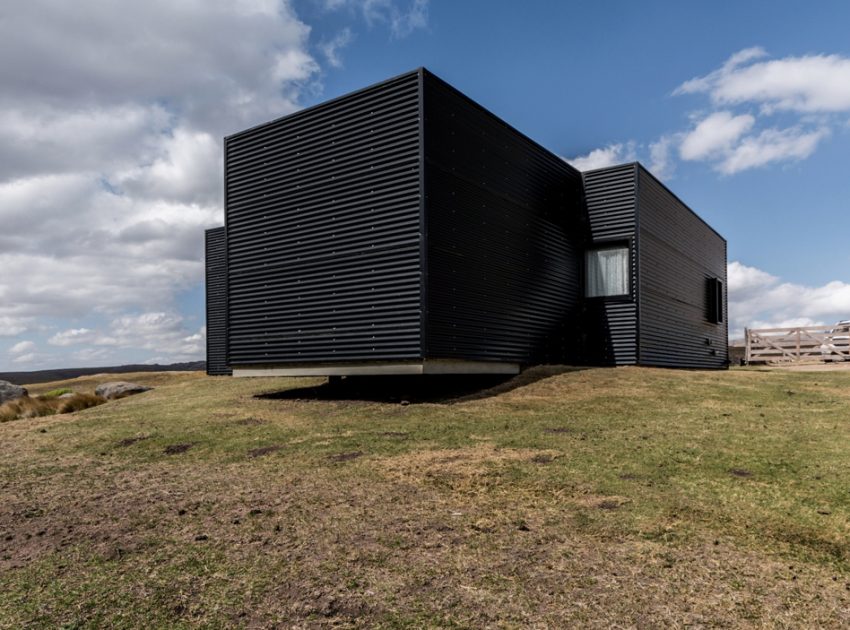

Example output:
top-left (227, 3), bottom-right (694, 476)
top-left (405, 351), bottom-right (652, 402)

top-left (585, 245), bottom-right (629, 297)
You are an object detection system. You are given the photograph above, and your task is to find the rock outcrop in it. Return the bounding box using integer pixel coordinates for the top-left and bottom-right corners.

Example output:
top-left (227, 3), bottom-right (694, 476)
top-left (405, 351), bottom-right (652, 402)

top-left (0, 380), bottom-right (27, 404)
top-left (94, 382), bottom-right (152, 400)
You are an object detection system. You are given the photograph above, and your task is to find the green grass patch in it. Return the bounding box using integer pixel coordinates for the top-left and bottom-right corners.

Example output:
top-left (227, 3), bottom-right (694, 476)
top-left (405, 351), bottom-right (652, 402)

top-left (39, 388), bottom-right (73, 399)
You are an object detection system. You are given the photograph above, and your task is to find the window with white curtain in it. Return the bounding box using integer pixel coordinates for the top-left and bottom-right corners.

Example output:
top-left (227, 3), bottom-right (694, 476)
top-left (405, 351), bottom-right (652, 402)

top-left (585, 245), bottom-right (629, 297)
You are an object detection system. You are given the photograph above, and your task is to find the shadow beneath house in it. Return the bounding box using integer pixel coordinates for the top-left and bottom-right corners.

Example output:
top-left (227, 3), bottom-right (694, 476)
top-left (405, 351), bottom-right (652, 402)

top-left (254, 365), bottom-right (587, 405)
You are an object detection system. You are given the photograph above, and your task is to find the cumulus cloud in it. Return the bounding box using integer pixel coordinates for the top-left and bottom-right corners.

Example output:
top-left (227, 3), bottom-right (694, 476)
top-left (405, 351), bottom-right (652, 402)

top-left (675, 47), bottom-right (850, 113)
top-left (667, 47), bottom-right (850, 174)
top-left (716, 126), bottom-right (829, 174)
top-left (548, 48), bottom-right (850, 182)
top-left (566, 142), bottom-right (636, 171)
top-left (728, 261), bottom-right (850, 338)
top-left (6, 340), bottom-right (47, 367)
top-left (677, 109), bottom-right (828, 174)
top-left (9, 340), bottom-right (35, 355)
top-left (12, 353), bottom-right (40, 365)
top-left (49, 314), bottom-right (206, 364)
top-left (0, 317), bottom-right (30, 337)
top-left (0, 0), bottom-right (323, 368)
top-left (679, 111), bottom-right (755, 160)
top-left (49, 329), bottom-right (99, 347)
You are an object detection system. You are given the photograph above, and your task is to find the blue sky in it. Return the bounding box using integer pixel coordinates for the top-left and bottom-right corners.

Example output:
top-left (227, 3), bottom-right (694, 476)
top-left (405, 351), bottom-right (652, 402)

top-left (2, 0), bottom-right (849, 370)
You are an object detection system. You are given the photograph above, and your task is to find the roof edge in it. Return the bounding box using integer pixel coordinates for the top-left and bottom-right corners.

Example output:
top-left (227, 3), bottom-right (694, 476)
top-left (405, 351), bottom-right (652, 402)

top-left (421, 68), bottom-right (582, 178)
top-left (224, 67), bottom-right (425, 141)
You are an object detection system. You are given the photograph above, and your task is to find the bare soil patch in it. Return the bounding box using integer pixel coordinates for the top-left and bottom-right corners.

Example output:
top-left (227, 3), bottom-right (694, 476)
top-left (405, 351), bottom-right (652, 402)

top-left (116, 435), bottom-right (151, 448)
top-left (163, 442), bottom-right (194, 455)
top-left (328, 451), bottom-right (363, 462)
top-left (235, 417), bottom-right (267, 426)
top-left (247, 445), bottom-right (282, 458)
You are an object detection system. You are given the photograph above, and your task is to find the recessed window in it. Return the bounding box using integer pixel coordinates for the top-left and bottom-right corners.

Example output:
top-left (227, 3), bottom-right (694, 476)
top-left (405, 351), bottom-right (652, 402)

top-left (707, 277), bottom-right (724, 324)
top-left (585, 245), bottom-right (629, 297)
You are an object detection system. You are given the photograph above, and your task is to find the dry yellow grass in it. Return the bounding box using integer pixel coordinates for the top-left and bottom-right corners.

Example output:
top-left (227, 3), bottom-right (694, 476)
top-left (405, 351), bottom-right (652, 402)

top-left (0, 392), bottom-right (106, 422)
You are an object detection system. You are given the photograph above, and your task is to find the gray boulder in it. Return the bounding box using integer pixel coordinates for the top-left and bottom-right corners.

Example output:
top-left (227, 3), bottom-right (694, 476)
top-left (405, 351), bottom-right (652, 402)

top-left (95, 381), bottom-right (152, 400)
top-left (0, 380), bottom-right (27, 404)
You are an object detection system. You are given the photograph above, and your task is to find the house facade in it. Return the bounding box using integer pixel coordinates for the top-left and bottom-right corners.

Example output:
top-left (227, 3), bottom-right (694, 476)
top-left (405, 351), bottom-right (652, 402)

top-left (206, 68), bottom-right (727, 377)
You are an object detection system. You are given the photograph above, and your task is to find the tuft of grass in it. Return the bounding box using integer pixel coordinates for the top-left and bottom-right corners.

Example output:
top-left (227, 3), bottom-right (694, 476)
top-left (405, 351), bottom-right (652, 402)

top-left (56, 393), bottom-right (105, 414)
top-left (0, 396), bottom-right (56, 422)
top-left (0, 393), bottom-right (106, 422)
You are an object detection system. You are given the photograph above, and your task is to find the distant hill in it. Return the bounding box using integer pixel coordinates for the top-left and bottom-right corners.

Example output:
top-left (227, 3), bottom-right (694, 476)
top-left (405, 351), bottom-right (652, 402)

top-left (0, 361), bottom-right (205, 385)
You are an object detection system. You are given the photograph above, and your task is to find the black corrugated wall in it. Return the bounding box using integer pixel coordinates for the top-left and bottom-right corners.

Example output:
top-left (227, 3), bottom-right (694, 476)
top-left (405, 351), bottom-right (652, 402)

top-left (637, 166), bottom-right (728, 367)
top-left (581, 164), bottom-right (638, 365)
top-left (205, 227), bottom-right (231, 375)
top-left (421, 71), bottom-right (584, 364)
top-left (212, 67), bottom-right (727, 373)
top-left (224, 71), bottom-right (424, 367)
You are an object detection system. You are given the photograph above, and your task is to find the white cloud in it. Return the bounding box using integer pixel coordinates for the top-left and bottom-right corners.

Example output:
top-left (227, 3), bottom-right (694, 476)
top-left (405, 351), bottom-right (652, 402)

top-left (9, 340), bottom-right (35, 354)
top-left (648, 135), bottom-right (676, 180)
top-left (49, 313), bottom-right (206, 364)
top-left (566, 142), bottom-right (636, 171)
top-left (716, 126), bottom-right (829, 174)
top-left (12, 353), bottom-right (39, 365)
top-left (0, 1), bottom-right (326, 368)
top-left (679, 112), bottom-right (755, 160)
top-left (665, 47), bottom-right (850, 174)
top-left (0, 317), bottom-right (30, 337)
top-left (320, 28), bottom-right (354, 68)
top-left (49, 329), bottom-right (98, 347)
top-left (676, 48), bottom-right (850, 114)
top-left (115, 129), bottom-right (222, 205)
top-left (677, 110), bottom-right (827, 174)
top-left (728, 261), bottom-right (850, 338)
top-left (675, 47), bottom-right (769, 98)
top-left (0, 105), bottom-right (171, 181)
top-left (728, 260), bottom-right (777, 296)
top-left (72, 347), bottom-right (113, 364)
top-left (321, 0), bottom-right (429, 38)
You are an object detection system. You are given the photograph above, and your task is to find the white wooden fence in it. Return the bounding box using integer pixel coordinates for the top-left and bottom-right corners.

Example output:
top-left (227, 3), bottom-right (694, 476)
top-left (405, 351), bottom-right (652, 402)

top-left (744, 325), bottom-right (850, 364)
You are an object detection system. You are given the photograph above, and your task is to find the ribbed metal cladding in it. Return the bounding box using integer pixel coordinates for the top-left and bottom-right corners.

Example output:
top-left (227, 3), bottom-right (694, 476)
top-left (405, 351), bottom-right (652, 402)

top-left (422, 71), bottom-right (584, 364)
top-left (205, 227), bottom-right (231, 375)
top-left (224, 70), bottom-right (423, 366)
top-left (637, 166), bottom-right (728, 368)
top-left (581, 164), bottom-right (638, 365)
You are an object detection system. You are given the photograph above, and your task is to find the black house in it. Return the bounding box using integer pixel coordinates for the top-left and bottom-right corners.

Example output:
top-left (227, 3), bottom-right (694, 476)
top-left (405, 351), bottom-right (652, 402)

top-left (206, 69), bottom-right (727, 377)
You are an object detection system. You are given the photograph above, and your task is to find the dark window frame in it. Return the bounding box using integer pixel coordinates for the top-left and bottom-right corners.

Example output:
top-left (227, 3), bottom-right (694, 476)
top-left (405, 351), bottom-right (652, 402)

top-left (706, 277), bottom-right (724, 324)
top-left (583, 239), bottom-right (632, 301)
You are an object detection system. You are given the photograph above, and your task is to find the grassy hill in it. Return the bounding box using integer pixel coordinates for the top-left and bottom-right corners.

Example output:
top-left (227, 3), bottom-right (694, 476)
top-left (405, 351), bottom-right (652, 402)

top-left (1, 366), bottom-right (850, 627)
top-left (0, 361), bottom-right (205, 386)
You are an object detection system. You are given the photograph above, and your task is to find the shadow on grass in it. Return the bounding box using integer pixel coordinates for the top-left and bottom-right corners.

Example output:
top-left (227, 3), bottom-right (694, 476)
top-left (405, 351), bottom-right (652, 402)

top-left (255, 365), bottom-right (586, 404)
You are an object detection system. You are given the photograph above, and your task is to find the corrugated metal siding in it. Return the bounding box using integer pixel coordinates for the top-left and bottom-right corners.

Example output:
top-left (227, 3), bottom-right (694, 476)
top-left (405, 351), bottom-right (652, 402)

top-left (422, 71), bottom-right (584, 364)
top-left (224, 71), bottom-right (423, 366)
top-left (205, 227), bottom-right (231, 375)
top-left (637, 166), bottom-right (728, 368)
top-left (581, 164), bottom-right (638, 365)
